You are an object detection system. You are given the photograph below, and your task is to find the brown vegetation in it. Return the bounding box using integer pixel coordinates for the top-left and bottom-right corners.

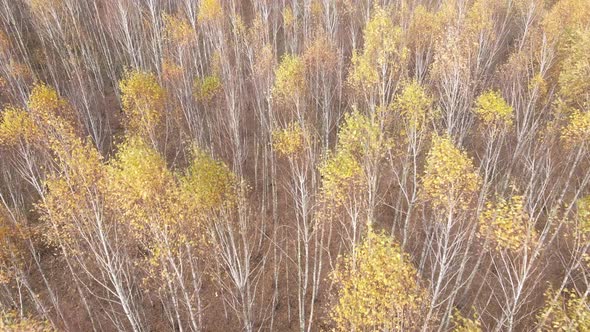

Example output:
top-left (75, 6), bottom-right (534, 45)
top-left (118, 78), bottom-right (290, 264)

top-left (0, 0), bottom-right (589, 331)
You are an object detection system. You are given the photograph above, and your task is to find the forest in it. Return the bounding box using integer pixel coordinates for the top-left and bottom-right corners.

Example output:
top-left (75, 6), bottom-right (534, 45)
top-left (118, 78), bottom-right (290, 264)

top-left (0, 0), bottom-right (589, 330)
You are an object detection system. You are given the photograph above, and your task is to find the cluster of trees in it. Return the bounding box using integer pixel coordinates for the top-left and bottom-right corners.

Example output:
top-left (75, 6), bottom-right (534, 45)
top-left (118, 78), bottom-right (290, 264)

top-left (0, 0), bottom-right (589, 330)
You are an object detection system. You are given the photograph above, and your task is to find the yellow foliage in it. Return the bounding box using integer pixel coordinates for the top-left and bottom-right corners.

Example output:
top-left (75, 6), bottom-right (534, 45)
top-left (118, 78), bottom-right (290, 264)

top-left (194, 75), bottom-right (222, 103)
top-left (421, 135), bottom-right (480, 212)
top-left (27, 83), bottom-right (76, 130)
top-left (29, 0), bottom-right (62, 17)
top-left (180, 148), bottom-right (237, 212)
top-left (337, 111), bottom-right (388, 159)
top-left (119, 70), bottom-right (166, 139)
top-left (349, 50), bottom-right (379, 87)
top-left (107, 136), bottom-right (185, 255)
top-left (0, 30), bottom-right (10, 54)
top-left (282, 6), bottom-right (295, 28)
top-left (478, 195), bottom-right (537, 252)
top-left (0, 213), bottom-right (16, 285)
top-left (473, 90), bottom-right (514, 128)
top-left (561, 110), bottom-right (590, 146)
top-left (272, 122), bottom-right (305, 157)
top-left (163, 13), bottom-right (195, 47)
top-left (109, 136), bottom-right (173, 205)
top-left (575, 196), bottom-right (590, 243)
top-left (394, 81), bottom-right (433, 130)
top-left (452, 310), bottom-right (482, 332)
top-left (252, 44), bottom-right (274, 78)
top-left (197, 0), bottom-right (223, 24)
top-left (320, 110), bottom-right (391, 207)
top-left (465, 0), bottom-right (498, 36)
top-left (538, 288), bottom-right (590, 331)
top-left (272, 54), bottom-right (306, 103)
top-left (107, 138), bottom-right (221, 273)
top-left (543, 0), bottom-right (590, 43)
top-left (0, 311), bottom-right (53, 332)
top-left (408, 5), bottom-right (445, 51)
top-left (231, 14), bottom-right (247, 37)
top-left (349, 6), bottom-right (406, 91)
top-left (557, 28), bottom-right (590, 108)
top-left (41, 134), bottom-right (106, 249)
top-left (7, 60), bottom-right (33, 82)
top-left (331, 230), bottom-right (428, 331)
top-left (362, 6), bottom-right (404, 68)
top-left (0, 106), bottom-right (41, 147)
top-left (320, 151), bottom-right (362, 206)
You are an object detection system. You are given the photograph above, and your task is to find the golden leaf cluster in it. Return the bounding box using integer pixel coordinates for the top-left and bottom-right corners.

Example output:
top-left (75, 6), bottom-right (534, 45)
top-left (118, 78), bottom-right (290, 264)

top-left (557, 28), bottom-right (590, 109)
top-left (394, 81), bottom-right (433, 131)
top-left (575, 196), bottom-right (590, 243)
top-left (194, 75), bottom-right (222, 103)
top-left (478, 195), bottom-right (537, 252)
top-left (180, 147), bottom-right (238, 212)
top-left (331, 230), bottom-right (428, 331)
top-left (27, 83), bottom-right (77, 131)
top-left (0, 311), bottom-right (53, 332)
top-left (538, 288), bottom-right (590, 331)
top-left (197, 0), bottom-right (223, 24)
top-left (320, 111), bottom-right (389, 207)
top-left (163, 13), bottom-right (195, 47)
top-left (272, 122), bottom-right (305, 157)
top-left (561, 110), bottom-right (590, 146)
top-left (320, 150), bottom-right (362, 206)
top-left (272, 54), bottom-right (306, 104)
top-left (349, 6), bottom-right (406, 91)
top-left (119, 70), bottom-right (166, 139)
top-left (452, 310), bottom-right (482, 332)
top-left (0, 106), bottom-right (40, 148)
top-left (473, 90), bottom-right (514, 128)
top-left (421, 135), bottom-right (480, 212)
